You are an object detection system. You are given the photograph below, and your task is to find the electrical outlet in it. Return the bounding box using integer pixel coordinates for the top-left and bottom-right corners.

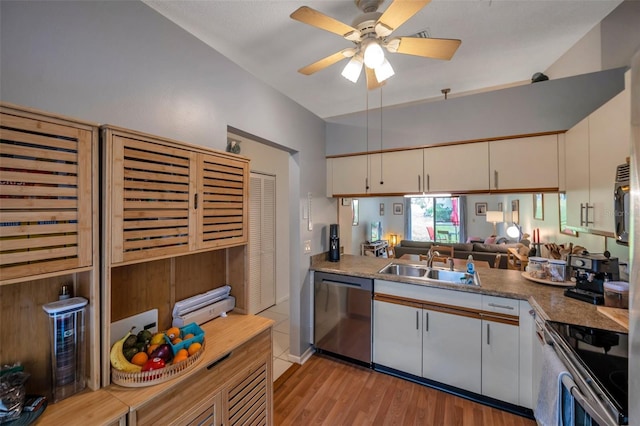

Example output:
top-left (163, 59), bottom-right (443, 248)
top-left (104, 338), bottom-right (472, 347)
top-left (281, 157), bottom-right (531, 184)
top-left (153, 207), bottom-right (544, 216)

top-left (304, 240), bottom-right (311, 254)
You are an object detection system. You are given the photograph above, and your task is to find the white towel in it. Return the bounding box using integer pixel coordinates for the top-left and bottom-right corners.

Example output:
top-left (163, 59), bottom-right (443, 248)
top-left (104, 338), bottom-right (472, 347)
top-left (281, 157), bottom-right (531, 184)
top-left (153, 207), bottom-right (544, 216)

top-left (535, 344), bottom-right (572, 426)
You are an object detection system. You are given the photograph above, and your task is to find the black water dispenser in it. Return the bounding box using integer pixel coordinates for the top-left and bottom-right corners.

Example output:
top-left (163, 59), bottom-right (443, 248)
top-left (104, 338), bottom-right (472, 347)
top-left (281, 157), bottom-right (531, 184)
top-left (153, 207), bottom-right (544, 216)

top-left (329, 224), bottom-right (340, 262)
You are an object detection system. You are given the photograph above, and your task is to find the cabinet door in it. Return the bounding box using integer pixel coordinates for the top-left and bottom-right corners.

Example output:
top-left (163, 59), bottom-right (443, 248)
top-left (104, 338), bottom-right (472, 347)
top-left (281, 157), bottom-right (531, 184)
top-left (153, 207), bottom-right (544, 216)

top-left (223, 360), bottom-right (270, 425)
top-left (482, 320), bottom-right (519, 405)
top-left (422, 309), bottom-right (481, 394)
top-left (588, 79), bottom-right (630, 233)
top-left (197, 153), bottom-right (249, 250)
top-left (424, 143), bottom-right (489, 192)
top-left (107, 134), bottom-right (196, 264)
top-left (0, 111), bottom-right (97, 283)
top-left (373, 299), bottom-right (422, 377)
top-left (330, 155), bottom-right (369, 195)
top-left (489, 135), bottom-right (559, 191)
top-left (564, 117), bottom-right (590, 228)
top-left (369, 150), bottom-right (423, 194)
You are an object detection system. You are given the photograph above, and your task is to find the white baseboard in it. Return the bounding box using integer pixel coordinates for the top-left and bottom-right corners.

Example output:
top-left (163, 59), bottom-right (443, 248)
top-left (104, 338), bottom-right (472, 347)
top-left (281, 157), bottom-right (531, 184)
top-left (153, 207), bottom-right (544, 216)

top-left (276, 295), bottom-right (289, 305)
top-left (287, 346), bottom-right (315, 365)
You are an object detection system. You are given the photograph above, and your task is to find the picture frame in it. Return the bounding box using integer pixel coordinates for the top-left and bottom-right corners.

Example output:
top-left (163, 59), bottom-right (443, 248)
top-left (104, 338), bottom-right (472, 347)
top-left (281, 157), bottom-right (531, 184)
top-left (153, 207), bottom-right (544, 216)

top-left (393, 203), bottom-right (403, 215)
top-left (475, 202), bottom-right (487, 216)
top-left (533, 193), bottom-right (544, 220)
top-left (380, 203), bottom-right (385, 216)
top-left (341, 198), bottom-right (351, 206)
top-left (352, 199), bottom-right (359, 226)
top-left (511, 199), bottom-right (520, 223)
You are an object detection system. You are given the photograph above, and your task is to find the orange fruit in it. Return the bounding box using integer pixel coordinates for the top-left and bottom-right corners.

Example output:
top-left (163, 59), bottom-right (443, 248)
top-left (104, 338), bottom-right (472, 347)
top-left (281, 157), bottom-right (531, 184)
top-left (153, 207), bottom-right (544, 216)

top-left (146, 344), bottom-right (159, 355)
top-left (183, 333), bottom-right (195, 340)
top-left (176, 348), bottom-right (188, 358)
top-left (173, 353), bottom-right (188, 364)
top-left (131, 351), bottom-right (148, 366)
top-left (171, 337), bottom-right (182, 345)
top-left (166, 327), bottom-right (180, 340)
top-left (187, 342), bottom-right (201, 356)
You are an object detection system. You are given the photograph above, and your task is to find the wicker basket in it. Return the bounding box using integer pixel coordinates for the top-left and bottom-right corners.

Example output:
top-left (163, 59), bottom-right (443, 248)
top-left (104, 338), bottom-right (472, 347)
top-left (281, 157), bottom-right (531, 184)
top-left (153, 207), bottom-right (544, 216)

top-left (111, 339), bottom-right (205, 387)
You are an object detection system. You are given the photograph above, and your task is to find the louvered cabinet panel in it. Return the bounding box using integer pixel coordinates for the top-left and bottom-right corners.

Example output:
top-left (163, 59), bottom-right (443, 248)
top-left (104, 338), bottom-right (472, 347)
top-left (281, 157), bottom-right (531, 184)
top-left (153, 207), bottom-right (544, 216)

top-left (0, 107), bottom-right (97, 283)
top-left (225, 362), bottom-right (269, 426)
top-left (197, 153), bottom-right (248, 250)
top-left (106, 131), bottom-right (197, 264)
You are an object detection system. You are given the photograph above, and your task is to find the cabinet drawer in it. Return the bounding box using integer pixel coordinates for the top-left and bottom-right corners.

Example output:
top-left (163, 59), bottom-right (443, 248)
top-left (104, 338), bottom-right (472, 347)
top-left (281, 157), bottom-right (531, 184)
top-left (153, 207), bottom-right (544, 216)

top-left (134, 329), bottom-right (271, 425)
top-left (482, 295), bottom-right (519, 315)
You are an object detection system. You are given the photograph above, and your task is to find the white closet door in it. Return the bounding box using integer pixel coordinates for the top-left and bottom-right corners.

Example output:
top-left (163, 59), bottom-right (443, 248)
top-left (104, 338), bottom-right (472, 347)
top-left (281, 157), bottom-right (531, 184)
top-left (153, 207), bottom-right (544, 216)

top-left (249, 173), bottom-right (276, 314)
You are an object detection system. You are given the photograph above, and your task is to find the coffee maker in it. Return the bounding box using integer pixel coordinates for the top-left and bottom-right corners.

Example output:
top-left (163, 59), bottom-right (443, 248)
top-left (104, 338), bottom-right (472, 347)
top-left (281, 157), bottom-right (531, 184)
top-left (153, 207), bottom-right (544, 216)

top-left (565, 252), bottom-right (619, 305)
top-left (329, 224), bottom-right (340, 262)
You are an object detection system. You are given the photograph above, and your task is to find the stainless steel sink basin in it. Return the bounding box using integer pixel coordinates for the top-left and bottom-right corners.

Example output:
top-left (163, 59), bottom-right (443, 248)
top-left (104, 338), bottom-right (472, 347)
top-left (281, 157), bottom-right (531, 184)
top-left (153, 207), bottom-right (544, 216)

top-left (378, 263), bottom-right (480, 286)
top-left (426, 269), bottom-right (479, 285)
top-left (378, 263), bottom-right (427, 277)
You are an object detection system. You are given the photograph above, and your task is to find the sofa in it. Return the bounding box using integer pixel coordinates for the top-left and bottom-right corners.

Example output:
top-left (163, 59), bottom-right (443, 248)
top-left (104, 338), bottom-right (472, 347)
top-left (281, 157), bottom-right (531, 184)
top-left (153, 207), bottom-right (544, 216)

top-left (393, 240), bottom-right (521, 269)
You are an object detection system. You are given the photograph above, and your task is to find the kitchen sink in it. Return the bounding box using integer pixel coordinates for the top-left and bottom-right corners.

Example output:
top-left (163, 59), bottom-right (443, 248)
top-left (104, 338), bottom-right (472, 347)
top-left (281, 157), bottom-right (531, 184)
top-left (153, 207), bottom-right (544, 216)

top-left (378, 263), bottom-right (428, 278)
top-left (378, 263), bottom-right (480, 286)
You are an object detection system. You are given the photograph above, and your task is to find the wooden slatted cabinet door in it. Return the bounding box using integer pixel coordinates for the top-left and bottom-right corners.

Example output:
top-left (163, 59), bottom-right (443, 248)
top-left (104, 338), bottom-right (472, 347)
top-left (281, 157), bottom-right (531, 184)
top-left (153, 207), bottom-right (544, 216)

top-left (0, 109), bottom-right (96, 283)
top-left (197, 152), bottom-right (248, 250)
top-left (106, 132), bottom-right (197, 264)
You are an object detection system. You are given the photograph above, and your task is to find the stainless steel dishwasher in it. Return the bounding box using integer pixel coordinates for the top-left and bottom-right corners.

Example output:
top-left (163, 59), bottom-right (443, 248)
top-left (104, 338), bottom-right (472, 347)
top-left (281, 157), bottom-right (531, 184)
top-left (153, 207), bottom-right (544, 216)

top-left (313, 271), bottom-right (373, 366)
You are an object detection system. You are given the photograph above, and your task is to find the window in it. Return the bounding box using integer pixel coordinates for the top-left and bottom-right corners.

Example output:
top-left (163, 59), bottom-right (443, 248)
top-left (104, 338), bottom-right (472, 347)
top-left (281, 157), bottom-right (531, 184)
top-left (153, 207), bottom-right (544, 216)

top-left (406, 196), bottom-right (462, 243)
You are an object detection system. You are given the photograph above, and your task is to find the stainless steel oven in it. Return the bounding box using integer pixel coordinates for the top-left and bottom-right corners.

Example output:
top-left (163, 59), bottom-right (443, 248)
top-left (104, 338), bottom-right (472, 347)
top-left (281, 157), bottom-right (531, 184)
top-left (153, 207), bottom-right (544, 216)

top-left (614, 162), bottom-right (630, 246)
top-left (544, 321), bottom-right (628, 425)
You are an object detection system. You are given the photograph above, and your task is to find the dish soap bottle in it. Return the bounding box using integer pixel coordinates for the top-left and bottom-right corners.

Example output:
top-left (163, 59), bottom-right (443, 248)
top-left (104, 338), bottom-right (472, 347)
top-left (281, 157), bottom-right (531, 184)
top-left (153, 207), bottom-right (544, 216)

top-left (466, 255), bottom-right (475, 275)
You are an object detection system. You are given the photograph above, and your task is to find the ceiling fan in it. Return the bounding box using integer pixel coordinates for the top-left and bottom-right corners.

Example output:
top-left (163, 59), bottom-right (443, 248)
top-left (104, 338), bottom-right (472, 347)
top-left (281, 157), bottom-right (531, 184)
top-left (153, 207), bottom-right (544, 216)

top-left (291, 0), bottom-right (461, 90)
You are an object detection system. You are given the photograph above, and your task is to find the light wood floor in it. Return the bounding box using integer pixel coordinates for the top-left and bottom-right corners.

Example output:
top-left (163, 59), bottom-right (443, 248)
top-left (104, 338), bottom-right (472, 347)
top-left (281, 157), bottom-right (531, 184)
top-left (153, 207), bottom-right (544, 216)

top-left (274, 355), bottom-right (536, 426)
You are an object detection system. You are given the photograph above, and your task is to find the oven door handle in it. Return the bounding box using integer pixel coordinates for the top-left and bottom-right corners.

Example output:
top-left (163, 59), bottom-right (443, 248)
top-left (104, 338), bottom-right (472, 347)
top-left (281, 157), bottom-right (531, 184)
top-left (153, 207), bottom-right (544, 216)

top-left (561, 375), bottom-right (616, 426)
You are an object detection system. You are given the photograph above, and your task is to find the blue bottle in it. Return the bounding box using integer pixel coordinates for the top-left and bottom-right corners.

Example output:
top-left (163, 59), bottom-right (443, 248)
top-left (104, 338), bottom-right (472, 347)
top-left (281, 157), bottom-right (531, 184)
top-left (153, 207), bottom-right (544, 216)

top-left (466, 255), bottom-right (475, 275)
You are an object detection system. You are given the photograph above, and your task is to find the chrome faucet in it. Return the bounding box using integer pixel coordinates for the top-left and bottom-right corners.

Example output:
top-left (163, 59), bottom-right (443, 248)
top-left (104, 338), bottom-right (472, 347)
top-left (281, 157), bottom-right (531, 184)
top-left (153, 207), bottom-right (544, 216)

top-left (426, 249), bottom-right (440, 268)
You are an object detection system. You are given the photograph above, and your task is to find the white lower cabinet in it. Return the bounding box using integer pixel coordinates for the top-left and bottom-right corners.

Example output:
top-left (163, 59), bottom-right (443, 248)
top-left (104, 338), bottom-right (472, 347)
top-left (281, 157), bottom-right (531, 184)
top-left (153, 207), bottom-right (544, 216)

top-left (373, 280), bottom-right (528, 408)
top-left (373, 299), bottom-right (423, 377)
top-left (423, 308), bottom-right (481, 394)
top-left (481, 319), bottom-right (519, 405)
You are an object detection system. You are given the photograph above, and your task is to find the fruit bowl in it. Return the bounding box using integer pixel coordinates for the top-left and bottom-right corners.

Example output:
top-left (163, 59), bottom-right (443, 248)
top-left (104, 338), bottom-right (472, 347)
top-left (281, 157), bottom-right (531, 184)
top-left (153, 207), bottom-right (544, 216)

top-left (111, 339), bottom-right (205, 387)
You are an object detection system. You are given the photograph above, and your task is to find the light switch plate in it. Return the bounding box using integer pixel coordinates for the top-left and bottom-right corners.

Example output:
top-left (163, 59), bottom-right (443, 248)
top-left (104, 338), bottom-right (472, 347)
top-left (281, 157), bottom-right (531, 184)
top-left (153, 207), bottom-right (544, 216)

top-left (304, 240), bottom-right (311, 254)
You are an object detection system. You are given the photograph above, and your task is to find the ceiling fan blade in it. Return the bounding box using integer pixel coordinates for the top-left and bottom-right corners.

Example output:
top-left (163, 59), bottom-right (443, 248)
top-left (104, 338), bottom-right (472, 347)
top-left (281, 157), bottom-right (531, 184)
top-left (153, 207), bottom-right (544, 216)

top-left (393, 37), bottom-right (461, 60)
top-left (365, 67), bottom-right (385, 90)
top-left (291, 6), bottom-right (359, 39)
top-left (376, 0), bottom-right (431, 35)
top-left (298, 49), bottom-right (352, 75)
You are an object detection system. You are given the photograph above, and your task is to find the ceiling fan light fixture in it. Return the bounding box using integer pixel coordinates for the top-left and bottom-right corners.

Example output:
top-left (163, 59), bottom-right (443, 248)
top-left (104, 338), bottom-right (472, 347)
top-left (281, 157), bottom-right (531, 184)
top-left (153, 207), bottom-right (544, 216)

top-left (363, 38), bottom-right (385, 68)
top-left (374, 58), bottom-right (394, 83)
top-left (341, 55), bottom-right (364, 83)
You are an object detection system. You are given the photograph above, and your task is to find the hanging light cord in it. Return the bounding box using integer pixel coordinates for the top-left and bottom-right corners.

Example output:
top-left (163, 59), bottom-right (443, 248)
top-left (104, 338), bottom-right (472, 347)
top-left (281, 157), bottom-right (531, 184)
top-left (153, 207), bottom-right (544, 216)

top-left (380, 86), bottom-right (383, 185)
top-left (365, 85), bottom-right (370, 191)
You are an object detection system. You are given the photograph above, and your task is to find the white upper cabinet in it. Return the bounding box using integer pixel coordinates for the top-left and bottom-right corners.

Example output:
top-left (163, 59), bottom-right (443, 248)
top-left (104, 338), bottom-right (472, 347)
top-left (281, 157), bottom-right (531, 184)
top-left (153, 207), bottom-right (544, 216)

top-left (489, 135), bottom-right (559, 191)
top-left (369, 150), bottom-right (423, 194)
top-left (564, 71), bottom-right (630, 233)
top-left (329, 155), bottom-right (369, 196)
top-left (424, 143), bottom-right (490, 192)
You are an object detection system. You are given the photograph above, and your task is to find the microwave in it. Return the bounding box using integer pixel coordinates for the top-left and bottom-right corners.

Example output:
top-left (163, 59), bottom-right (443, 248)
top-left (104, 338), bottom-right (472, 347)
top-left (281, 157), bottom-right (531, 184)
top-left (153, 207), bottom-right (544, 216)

top-left (614, 163), bottom-right (630, 245)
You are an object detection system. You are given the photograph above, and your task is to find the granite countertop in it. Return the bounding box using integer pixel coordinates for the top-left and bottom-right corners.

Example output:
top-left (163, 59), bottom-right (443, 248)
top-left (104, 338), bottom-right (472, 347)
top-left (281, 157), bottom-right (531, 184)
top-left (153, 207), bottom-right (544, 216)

top-left (311, 254), bottom-right (627, 333)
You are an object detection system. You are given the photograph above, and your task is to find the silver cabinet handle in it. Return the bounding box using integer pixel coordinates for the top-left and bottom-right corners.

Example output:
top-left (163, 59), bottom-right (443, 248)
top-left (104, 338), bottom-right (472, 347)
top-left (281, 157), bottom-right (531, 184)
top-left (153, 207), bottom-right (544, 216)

top-left (418, 175), bottom-right (421, 192)
top-left (494, 170), bottom-right (498, 189)
top-left (486, 323), bottom-right (490, 345)
top-left (416, 311), bottom-right (419, 330)
top-left (580, 203), bottom-right (585, 226)
top-left (488, 302), bottom-right (514, 310)
top-left (424, 311), bottom-right (429, 332)
top-left (585, 203), bottom-right (594, 226)
top-left (426, 174), bottom-right (430, 192)
top-left (365, 177), bottom-right (369, 192)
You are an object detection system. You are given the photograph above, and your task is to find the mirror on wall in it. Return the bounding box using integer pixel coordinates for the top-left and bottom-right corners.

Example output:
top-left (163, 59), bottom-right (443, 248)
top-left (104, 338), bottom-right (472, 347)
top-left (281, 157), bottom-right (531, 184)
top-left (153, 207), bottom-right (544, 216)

top-left (558, 192), bottom-right (578, 237)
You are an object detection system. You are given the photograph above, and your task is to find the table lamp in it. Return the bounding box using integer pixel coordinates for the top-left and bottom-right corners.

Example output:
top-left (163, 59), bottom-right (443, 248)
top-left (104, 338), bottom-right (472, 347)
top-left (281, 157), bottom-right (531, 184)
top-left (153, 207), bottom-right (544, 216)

top-left (486, 211), bottom-right (504, 235)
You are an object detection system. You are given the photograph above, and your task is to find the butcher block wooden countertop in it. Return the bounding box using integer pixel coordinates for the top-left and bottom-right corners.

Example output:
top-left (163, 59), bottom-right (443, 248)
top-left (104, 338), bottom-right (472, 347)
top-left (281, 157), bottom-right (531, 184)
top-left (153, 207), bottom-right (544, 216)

top-left (34, 314), bottom-right (273, 425)
top-left (312, 254), bottom-right (628, 333)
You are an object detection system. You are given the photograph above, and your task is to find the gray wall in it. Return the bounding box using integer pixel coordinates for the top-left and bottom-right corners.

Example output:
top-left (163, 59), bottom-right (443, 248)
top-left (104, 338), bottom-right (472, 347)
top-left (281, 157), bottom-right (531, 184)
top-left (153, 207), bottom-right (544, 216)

top-left (0, 0), bottom-right (332, 359)
top-left (326, 67), bottom-right (626, 156)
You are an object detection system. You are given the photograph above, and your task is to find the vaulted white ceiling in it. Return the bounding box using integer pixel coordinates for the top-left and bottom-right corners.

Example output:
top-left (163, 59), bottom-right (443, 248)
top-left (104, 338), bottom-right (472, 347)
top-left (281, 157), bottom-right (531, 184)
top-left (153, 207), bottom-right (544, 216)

top-left (144, 0), bottom-right (621, 119)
